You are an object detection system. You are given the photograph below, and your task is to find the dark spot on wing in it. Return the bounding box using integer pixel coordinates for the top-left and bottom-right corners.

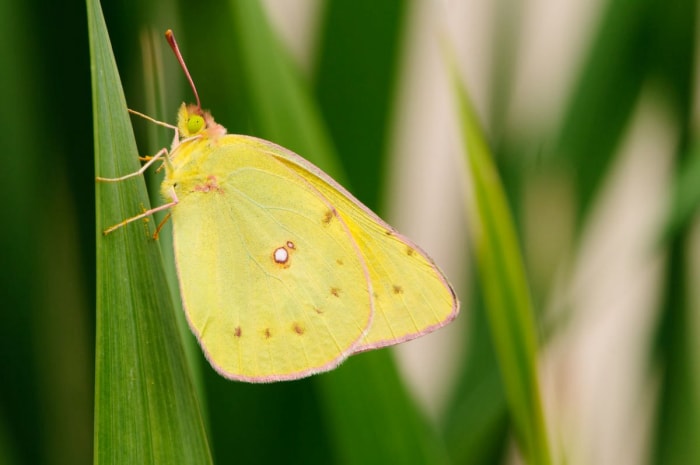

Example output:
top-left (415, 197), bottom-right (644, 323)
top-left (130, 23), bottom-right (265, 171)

top-left (322, 209), bottom-right (334, 225)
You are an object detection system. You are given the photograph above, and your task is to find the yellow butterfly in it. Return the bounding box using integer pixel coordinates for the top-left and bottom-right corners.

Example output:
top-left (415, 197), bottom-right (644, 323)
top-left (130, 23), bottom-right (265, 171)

top-left (99, 30), bottom-right (458, 382)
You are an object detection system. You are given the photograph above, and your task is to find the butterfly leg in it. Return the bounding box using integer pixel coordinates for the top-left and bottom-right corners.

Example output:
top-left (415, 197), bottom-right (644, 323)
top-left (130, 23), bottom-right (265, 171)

top-left (96, 147), bottom-right (169, 182)
top-left (102, 188), bottom-right (179, 235)
top-left (137, 155), bottom-right (167, 173)
top-left (153, 212), bottom-right (172, 240)
top-left (128, 108), bottom-right (178, 131)
top-left (127, 108), bottom-right (181, 171)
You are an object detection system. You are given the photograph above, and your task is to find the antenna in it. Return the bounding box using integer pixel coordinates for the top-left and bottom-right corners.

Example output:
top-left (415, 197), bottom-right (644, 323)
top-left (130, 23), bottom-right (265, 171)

top-left (165, 29), bottom-right (201, 110)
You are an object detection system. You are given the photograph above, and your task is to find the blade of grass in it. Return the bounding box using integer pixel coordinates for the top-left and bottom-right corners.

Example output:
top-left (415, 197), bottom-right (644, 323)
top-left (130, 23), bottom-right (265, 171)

top-left (443, 290), bottom-right (509, 465)
top-left (553, 0), bottom-right (655, 222)
top-left (230, 2), bottom-right (450, 464)
top-left (649, 0), bottom-right (700, 462)
top-left (0, 414), bottom-right (19, 465)
top-left (652, 238), bottom-right (700, 464)
top-left (230, 0), bottom-right (343, 181)
top-left (314, 0), bottom-right (407, 209)
top-left (655, 0), bottom-right (698, 244)
top-left (450, 64), bottom-right (551, 465)
top-left (88, 0), bottom-right (212, 463)
top-left (660, 142), bottom-right (700, 243)
top-left (0, 0), bottom-right (45, 462)
top-left (317, 355), bottom-right (451, 465)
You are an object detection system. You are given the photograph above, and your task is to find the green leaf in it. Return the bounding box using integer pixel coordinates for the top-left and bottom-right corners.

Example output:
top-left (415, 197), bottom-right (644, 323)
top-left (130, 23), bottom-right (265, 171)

top-left (314, 0), bottom-right (407, 210)
top-left (443, 290), bottom-right (509, 465)
top-left (88, 0), bottom-right (212, 463)
top-left (230, 0), bottom-right (342, 181)
top-left (553, 0), bottom-right (655, 221)
top-left (661, 142), bottom-right (700, 242)
top-left (318, 355), bottom-right (451, 465)
top-left (451, 65), bottom-right (551, 465)
top-left (0, 0), bottom-right (48, 463)
top-left (648, 2), bottom-right (700, 463)
top-left (651, 239), bottom-right (700, 465)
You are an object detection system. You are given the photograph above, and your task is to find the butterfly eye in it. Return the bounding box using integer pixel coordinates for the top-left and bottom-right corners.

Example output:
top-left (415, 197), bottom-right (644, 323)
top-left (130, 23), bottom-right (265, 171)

top-left (187, 114), bottom-right (205, 134)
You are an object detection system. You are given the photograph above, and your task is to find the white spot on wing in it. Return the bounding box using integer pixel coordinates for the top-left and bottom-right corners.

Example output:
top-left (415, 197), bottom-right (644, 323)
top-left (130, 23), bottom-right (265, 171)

top-left (273, 247), bottom-right (289, 264)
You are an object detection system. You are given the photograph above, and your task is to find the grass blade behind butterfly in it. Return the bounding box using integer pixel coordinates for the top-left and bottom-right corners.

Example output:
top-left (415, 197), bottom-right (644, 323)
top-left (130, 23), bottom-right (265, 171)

top-left (451, 64), bottom-right (551, 465)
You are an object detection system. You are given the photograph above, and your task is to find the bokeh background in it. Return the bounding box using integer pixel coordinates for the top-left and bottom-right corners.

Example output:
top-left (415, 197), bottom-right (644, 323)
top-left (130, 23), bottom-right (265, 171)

top-left (1, 0), bottom-right (698, 464)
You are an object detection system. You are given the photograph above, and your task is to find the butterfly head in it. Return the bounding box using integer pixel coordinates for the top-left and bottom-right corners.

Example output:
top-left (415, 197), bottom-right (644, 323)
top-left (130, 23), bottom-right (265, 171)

top-left (177, 103), bottom-right (227, 141)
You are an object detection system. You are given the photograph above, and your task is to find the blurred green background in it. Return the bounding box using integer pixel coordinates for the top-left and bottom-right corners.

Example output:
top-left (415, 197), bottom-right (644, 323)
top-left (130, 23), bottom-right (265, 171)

top-left (2, 0), bottom-right (699, 464)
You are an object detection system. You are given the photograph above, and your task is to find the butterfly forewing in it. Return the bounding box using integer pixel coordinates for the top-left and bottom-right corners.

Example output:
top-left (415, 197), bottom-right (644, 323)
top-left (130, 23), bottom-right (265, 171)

top-left (170, 136), bottom-right (372, 382)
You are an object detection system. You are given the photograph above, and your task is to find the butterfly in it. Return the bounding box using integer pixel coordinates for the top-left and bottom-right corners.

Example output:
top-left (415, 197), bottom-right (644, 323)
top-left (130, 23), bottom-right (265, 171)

top-left (99, 30), bottom-right (459, 382)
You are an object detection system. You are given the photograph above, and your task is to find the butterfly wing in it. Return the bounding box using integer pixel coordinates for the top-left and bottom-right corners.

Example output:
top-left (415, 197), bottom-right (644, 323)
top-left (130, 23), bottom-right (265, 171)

top-left (248, 137), bottom-right (459, 352)
top-left (170, 137), bottom-right (373, 382)
top-left (343, 213), bottom-right (459, 352)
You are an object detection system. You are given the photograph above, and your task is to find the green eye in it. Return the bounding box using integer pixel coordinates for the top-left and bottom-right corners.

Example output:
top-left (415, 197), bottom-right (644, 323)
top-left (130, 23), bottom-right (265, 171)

top-left (187, 114), bottom-right (205, 134)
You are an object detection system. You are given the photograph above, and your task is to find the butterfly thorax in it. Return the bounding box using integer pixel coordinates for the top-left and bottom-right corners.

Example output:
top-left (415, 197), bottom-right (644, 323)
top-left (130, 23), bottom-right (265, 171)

top-left (160, 103), bottom-right (228, 199)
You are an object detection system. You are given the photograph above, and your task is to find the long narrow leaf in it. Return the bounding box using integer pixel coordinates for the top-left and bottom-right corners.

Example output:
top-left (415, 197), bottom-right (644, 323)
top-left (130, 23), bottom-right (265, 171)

top-left (88, 0), bottom-right (212, 462)
top-left (443, 290), bottom-right (509, 465)
top-left (230, 0), bottom-right (342, 180)
top-left (652, 239), bottom-right (700, 464)
top-left (649, 1), bottom-right (700, 462)
top-left (0, 0), bottom-right (47, 463)
top-left (661, 142), bottom-right (700, 243)
top-left (314, 0), bottom-right (407, 209)
top-left (553, 0), bottom-right (654, 221)
top-left (451, 66), bottom-right (551, 465)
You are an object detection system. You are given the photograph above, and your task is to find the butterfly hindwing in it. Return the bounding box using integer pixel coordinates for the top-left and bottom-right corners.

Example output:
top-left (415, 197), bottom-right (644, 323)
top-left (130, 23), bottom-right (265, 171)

top-left (251, 137), bottom-right (459, 351)
top-left (343, 211), bottom-right (458, 351)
